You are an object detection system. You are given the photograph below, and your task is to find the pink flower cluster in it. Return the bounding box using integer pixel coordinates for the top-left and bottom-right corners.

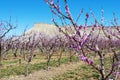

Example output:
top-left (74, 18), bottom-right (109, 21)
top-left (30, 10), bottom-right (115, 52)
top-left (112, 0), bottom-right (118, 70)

top-left (79, 55), bottom-right (94, 65)
top-left (65, 5), bottom-right (72, 20)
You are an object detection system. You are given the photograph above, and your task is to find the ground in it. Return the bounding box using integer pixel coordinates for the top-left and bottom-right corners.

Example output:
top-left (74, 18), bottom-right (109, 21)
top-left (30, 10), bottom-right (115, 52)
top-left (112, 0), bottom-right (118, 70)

top-left (1, 62), bottom-right (82, 80)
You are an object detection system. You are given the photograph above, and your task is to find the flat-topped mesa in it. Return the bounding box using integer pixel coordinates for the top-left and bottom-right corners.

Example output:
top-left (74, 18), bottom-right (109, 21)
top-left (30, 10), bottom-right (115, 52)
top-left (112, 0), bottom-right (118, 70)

top-left (25, 23), bottom-right (61, 37)
top-left (33, 23), bottom-right (57, 29)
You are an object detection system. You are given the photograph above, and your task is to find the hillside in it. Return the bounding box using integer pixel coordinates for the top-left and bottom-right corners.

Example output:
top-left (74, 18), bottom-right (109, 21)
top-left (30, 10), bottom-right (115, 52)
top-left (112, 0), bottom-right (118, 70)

top-left (25, 23), bottom-right (61, 37)
top-left (25, 23), bottom-right (119, 40)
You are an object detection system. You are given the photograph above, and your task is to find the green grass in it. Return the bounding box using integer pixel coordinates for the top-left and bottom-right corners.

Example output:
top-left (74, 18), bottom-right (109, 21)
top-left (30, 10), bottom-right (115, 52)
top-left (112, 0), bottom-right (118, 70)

top-left (2, 59), bottom-right (18, 65)
top-left (0, 56), bottom-right (79, 78)
top-left (52, 54), bottom-right (117, 80)
top-left (52, 64), bottom-right (100, 80)
top-left (0, 65), bottom-right (26, 78)
top-left (0, 51), bottom-right (117, 79)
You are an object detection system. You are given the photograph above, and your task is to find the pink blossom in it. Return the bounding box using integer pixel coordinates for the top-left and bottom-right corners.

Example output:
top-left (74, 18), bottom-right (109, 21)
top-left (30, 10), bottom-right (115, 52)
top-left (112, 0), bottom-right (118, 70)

top-left (88, 59), bottom-right (94, 65)
top-left (95, 44), bottom-right (99, 51)
top-left (79, 55), bottom-right (94, 65)
top-left (65, 5), bottom-right (72, 19)
top-left (79, 55), bottom-right (87, 61)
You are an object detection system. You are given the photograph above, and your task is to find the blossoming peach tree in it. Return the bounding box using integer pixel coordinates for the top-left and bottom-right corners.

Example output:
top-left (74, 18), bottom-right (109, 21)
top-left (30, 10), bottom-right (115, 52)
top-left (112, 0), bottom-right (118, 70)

top-left (0, 18), bottom-right (16, 66)
top-left (45, 0), bottom-right (120, 80)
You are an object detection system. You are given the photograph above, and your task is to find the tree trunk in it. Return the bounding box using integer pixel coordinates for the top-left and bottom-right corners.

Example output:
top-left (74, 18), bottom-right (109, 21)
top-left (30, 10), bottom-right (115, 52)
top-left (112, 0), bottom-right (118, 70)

top-left (46, 52), bottom-right (53, 69)
top-left (58, 51), bottom-right (62, 66)
top-left (25, 62), bottom-right (29, 76)
top-left (13, 48), bottom-right (18, 57)
top-left (98, 52), bottom-right (105, 80)
top-left (19, 59), bottom-right (22, 65)
top-left (23, 50), bottom-right (26, 60)
top-left (69, 50), bottom-right (72, 62)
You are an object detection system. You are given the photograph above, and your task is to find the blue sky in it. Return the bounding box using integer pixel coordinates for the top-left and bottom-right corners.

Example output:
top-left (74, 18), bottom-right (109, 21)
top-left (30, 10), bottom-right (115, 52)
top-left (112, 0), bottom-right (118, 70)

top-left (0, 0), bottom-right (120, 36)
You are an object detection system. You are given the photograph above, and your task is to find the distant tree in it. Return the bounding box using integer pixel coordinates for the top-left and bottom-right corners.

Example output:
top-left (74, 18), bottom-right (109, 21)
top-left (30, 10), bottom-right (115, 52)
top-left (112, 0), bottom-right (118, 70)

top-left (0, 18), bottom-right (16, 66)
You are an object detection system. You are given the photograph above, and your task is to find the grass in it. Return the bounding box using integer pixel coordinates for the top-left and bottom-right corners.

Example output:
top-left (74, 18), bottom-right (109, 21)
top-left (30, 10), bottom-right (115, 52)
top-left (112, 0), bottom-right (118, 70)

top-left (1, 50), bottom-right (119, 79)
top-left (0, 56), bottom-right (79, 78)
top-left (2, 59), bottom-right (18, 65)
top-left (52, 53), bottom-right (118, 80)
top-left (52, 63), bottom-right (99, 80)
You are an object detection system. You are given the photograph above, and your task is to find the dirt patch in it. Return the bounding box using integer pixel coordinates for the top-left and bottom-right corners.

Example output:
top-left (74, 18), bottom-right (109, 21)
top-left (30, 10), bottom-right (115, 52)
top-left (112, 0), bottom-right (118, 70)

top-left (1, 62), bottom-right (82, 80)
